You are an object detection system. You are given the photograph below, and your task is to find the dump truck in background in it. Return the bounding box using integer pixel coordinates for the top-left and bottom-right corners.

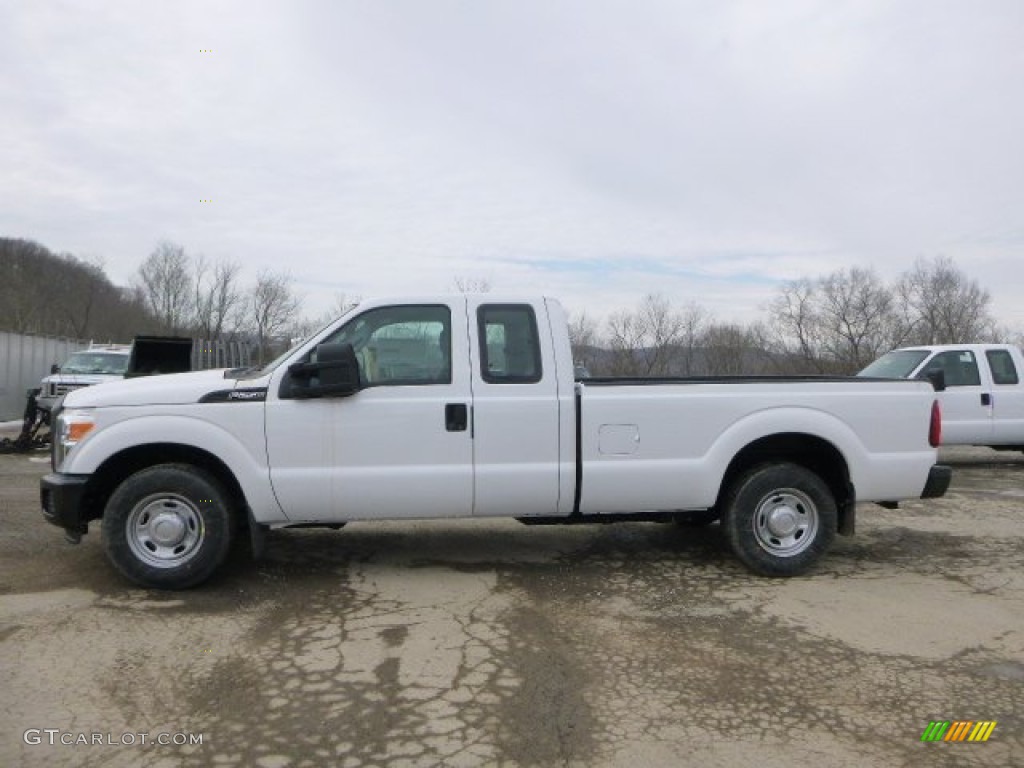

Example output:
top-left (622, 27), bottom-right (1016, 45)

top-left (6, 337), bottom-right (194, 453)
top-left (36, 336), bottom-right (194, 415)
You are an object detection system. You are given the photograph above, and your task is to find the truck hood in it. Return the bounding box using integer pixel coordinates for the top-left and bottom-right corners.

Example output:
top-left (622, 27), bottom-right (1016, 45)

top-left (61, 369), bottom-right (262, 408)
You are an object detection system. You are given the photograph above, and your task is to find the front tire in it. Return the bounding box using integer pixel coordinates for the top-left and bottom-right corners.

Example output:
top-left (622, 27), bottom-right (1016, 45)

top-left (101, 464), bottom-right (235, 589)
top-left (722, 463), bottom-right (836, 576)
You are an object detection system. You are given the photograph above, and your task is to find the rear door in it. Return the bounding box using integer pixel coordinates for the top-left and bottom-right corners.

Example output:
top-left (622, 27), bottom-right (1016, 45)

top-left (466, 299), bottom-right (564, 517)
top-left (985, 348), bottom-right (1024, 445)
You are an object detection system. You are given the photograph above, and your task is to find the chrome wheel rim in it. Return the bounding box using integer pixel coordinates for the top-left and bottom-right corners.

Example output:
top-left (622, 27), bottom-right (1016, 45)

top-left (752, 488), bottom-right (818, 557)
top-left (126, 493), bottom-right (204, 568)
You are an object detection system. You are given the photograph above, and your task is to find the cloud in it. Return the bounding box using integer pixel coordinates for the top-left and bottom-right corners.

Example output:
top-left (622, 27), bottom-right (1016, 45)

top-left (1, 0), bottom-right (1022, 329)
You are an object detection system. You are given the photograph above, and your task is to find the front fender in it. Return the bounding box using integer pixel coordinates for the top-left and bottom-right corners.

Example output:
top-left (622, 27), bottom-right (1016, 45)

top-left (62, 413), bottom-right (286, 523)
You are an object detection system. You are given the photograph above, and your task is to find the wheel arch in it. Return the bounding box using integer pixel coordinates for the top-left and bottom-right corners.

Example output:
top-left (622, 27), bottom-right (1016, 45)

top-left (82, 443), bottom-right (248, 525)
top-left (717, 433), bottom-right (856, 535)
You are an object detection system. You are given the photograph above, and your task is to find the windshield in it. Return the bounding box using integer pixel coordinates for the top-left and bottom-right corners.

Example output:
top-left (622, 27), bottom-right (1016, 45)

top-left (60, 352), bottom-right (130, 375)
top-left (858, 350), bottom-right (930, 378)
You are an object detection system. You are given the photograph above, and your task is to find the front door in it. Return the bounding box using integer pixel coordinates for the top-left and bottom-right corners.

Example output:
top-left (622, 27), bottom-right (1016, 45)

top-left (918, 350), bottom-right (992, 445)
top-left (265, 300), bottom-right (474, 521)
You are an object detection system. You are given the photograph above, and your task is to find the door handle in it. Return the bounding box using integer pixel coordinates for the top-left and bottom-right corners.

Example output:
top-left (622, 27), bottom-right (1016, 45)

top-left (980, 393), bottom-right (992, 407)
top-left (445, 403), bottom-right (468, 432)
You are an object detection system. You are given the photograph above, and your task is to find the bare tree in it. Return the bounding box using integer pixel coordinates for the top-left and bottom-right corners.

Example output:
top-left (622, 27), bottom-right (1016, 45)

top-left (766, 278), bottom-right (828, 372)
top-left (47, 255), bottom-right (105, 339)
top-left (138, 240), bottom-right (193, 334)
top-left (746, 321), bottom-right (790, 374)
top-left (766, 258), bottom-right (999, 373)
top-left (703, 322), bottom-right (753, 375)
top-left (568, 312), bottom-right (600, 374)
top-left (0, 239), bottom-right (51, 333)
top-left (606, 307), bottom-right (648, 375)
top-left (816, 267), bottom-right (900, 372)
top-left (193, 256), bottom-right (243, 339)
top-left (249, 270), bottom-right (301, 363)
top-left (603, 294), bottom-right (704, 376)
top-left (896, 256), bottom-right (996, 344)
top-left (636, 294), bottom-right (685, 375)
top-left (673, 301), bottom-right (709, 375)
top-left (0, 238), bottom-right (160, 339)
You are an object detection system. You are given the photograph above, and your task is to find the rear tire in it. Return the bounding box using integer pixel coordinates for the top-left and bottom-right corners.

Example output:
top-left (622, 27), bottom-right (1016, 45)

top-left (101, 464), bottom-right (235, 589)
top-left (722, 463), bottom-right (836, 576)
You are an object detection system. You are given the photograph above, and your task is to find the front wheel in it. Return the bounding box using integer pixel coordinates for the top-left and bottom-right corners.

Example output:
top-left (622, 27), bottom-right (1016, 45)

top-left (101, 464), bottom-right (235, 589)
top-left (722, 463), bottom-right (836, 576)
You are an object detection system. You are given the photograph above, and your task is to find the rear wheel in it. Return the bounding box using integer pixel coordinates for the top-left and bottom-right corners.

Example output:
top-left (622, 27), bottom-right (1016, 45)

top-left (722, 463), bottom-right (836, 576)
top-left (101, 464), bottom-right (235, 589)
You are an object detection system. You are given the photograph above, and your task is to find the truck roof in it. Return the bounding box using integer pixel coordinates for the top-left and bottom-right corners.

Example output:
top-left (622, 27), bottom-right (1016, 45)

top-left (897, 343), bottom-right (1020, 353)
top-left (86, 343), bottom-right (132, 354)
top-left (357, 294), bottom-right (562, 305)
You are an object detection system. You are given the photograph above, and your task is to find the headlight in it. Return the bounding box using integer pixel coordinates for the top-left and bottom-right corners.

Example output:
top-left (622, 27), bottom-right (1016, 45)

top-left (54, 409), bottom-right (96, 469)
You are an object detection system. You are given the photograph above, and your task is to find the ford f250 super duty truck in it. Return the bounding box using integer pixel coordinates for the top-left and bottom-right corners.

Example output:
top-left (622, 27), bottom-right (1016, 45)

top-left (35, 344), bottom-right (132, 416)
top-left (41, 296), bottom-right (951, 589)
top-left (860, 344), bottom-right (1024, 451)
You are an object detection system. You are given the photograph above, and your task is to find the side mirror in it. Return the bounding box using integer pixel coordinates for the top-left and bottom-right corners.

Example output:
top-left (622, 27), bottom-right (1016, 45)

top-left (51, 363), bottom-right (59, 374)
top-left (924, 369), bottom-right (946, 392)
top-left (286, 342), bottom-right (361, 399)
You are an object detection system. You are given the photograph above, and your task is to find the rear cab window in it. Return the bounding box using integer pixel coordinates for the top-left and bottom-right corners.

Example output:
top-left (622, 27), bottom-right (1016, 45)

top-left (985, 349), bottom-right (1019, 385)
top-left (478, 305), bottom-right (542, 384)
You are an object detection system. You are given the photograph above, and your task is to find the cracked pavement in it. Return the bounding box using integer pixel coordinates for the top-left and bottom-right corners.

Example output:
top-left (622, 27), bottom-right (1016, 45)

top-left (1, 444), bottom-right (1021, 767)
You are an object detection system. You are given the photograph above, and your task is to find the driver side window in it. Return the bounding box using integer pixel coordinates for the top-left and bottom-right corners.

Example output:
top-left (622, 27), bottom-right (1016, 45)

top-left (919, 351), bottom-right (981, 387)
top-left (323, 305), bottom-right (452, 386)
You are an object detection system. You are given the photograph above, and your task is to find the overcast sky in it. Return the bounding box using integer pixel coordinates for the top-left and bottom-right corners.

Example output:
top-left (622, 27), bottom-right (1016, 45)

top-left (2, 0), bottom-right (1022, 329)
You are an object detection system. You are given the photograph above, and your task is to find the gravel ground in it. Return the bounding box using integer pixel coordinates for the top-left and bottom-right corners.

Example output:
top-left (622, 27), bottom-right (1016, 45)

top-left (1, 433), bottom-right (1021, 767)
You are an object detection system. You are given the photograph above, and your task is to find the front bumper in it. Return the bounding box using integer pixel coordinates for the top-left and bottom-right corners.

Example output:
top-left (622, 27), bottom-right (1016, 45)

top-left (41, 473), bottom-right (90, 542)
top-left (921, 464), bottom-right (952, 499)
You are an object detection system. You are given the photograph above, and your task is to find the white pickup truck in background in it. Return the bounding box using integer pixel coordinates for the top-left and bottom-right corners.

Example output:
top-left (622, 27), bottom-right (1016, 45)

top-left (860, 344), bottom-right (1024, 451)
top-left (42, 295), bottom-right (950, 589)
top-left (35, 344), bottom-right (132, 415)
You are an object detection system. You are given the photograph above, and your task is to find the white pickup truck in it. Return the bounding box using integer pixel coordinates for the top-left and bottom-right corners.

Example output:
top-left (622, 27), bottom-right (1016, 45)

top-left (35, 344), bottom-right (132, 415)
top-left (860, 344), bottom-right (1024, 451)
top-left (41, 296), bottom-right (950, 589)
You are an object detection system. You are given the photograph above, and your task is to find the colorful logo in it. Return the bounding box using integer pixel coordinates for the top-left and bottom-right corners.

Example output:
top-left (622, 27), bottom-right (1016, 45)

top-left (921, 721), bottom-right (997, 742)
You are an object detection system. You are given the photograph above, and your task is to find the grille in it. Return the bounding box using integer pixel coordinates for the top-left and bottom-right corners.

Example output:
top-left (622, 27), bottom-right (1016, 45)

top-left (49, 383), bottom-right (86, 397)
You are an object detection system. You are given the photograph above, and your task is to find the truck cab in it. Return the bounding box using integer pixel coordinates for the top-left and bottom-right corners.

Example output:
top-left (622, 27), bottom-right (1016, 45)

top-left (264, 297), bottom-right (573, 522)
top-left (860, 344), bottom-right (1024, 448)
